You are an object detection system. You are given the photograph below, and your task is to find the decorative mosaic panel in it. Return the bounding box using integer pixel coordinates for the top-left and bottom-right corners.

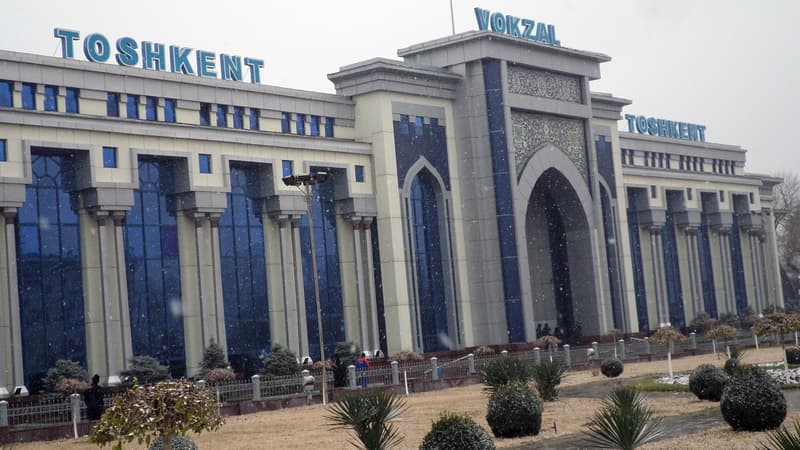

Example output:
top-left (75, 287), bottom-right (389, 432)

top-left (511, 111), bottom-right (587, 180)
top-left (507, 65), bottom-right (582, 104)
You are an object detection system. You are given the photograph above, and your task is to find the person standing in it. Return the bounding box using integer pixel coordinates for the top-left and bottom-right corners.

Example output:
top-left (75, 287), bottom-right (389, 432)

top-left (355, 353), bottom-right (370, 388)
top-left (84, 374), bottom-right (104, 421)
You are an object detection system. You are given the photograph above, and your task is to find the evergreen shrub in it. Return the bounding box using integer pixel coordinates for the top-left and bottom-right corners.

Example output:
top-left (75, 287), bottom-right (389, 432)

top-left (600, 358), bottom-right (624, 378)
top-left (688, 364), bottom-right (729, 401)
top-left (486, 382), bottom-right (542, 438)
top-left (720, 367), bottom-right (787, 431)
top-left (479, 355), bottom-right (532, 392)
top-left (148, 435), bottom-right (198, 450)
top-left (262, 344), bottom-right (301, 377)
top-left (786, 347), bottom-right (800, 364)
top-left (42, 360), bottom-right (89, 394)
top-left (120, 356), bottom-right (170, 386)
top-left (420, 412), bottom-right (495, 450)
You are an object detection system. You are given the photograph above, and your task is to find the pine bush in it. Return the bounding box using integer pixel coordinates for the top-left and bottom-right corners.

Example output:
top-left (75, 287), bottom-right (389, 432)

top-left (42, 360), bottom-right (89, 394)
top-left (262, 344), bottom-right (301, 377)
top-left (486, 382), bottom-right (542, 438)
top-left (201, 339), bottom-right (229, 375)
top-left (600, 358), bottom-right (624, 378)
top-left (688, 364), bottom-right (729, 401)
top-left (721, 367), bottom-right (786, 431)
top-left (120, 356), bottom-right (170, 386)
top-left (420, 412), bottom-right (495, 450)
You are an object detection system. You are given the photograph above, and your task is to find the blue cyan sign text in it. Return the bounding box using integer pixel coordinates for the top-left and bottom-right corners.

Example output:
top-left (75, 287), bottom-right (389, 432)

top-left (625, 114), bottom-right (706, 142)
top-left (53, 28), bottom-right (264, 84)
top-left (474, 8), bottom-right (560, 46)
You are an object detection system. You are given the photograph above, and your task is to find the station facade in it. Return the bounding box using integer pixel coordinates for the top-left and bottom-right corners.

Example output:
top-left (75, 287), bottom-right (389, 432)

top-left (0, 29), bottom-right (783, 396)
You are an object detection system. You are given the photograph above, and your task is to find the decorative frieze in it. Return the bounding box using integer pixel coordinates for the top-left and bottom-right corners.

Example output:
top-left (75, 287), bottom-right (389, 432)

top-left (511, 112), bottom-right (586, 180)
top-left (507, 65), bottom-right (582, 103)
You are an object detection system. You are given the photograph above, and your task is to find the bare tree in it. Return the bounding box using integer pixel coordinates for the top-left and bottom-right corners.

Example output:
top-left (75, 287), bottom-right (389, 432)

top-left (774, 171), bottom-right (800, 306)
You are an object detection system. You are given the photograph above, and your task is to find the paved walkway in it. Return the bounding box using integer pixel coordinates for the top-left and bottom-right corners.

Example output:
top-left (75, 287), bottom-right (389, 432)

top-left (509, 381), bottom-right (800, 449)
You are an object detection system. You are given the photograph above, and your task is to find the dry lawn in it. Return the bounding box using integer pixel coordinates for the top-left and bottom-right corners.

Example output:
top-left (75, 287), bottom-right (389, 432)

top-left (9, 348), bottom-right (788, 449)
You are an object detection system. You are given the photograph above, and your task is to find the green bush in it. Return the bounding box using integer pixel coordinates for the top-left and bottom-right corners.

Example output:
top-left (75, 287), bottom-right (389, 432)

top-left (600, 358), bottom-right (624, 378)
top-left (718, 312), bottom-right (741, 329)
top-left (120, 356), bottom-right (170, 386)
top-left (532, 360), bottom-right (567, 401)
top-left (688, 364), bottom-right (729, 401)
top-left (583, 387), bottom-right (663, 450)
top-left (479, 355), bottom-right (532, 392)
top-left (689, 313), bottom-right (715, 333)
top-left (420, 412), bottom-right (495, 450)
top-left (786, 347), bottom-right (800, 364)
top-left (203, 368), bottom-right (236, 383)
top-left (262, 344), bottom-right (301, 377)
top-left (42, 360), bottom-right (89, 394)
top-left (486, 382), bottom-right (542, 438)
top-left (201, 339), bottom-right (229, 376)
top-left (720, 367), bottom-right (786, 431)
top-left (149, 435), bottom-right (198, 450)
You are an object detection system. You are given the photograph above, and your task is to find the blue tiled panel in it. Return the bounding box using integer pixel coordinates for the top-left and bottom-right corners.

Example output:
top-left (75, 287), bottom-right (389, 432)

top-left (601, 188), bottom-right (622, 329)
top-left (698, 211), bottom-right (718, 317)
top-left (410, 171), bottom-right (449, 352)
top-left (483, 59), bottom-right (524, 342)
top-left (663, 211), bottom-right (685, 327)
top-left (219, 164), bottom-right (269, 376)
top-left (595, 136), bottom-right (617, 198)
top-left (730, 213), bottom-right (748, 313)
top-left (124, 158), bottom-right (186, 377)
top-left (16, 152), bottom-right (86, 391)
top-left (626, 189), bottom-right (649, 332)
top-left (370, 221), bottom-right (388, 355)
top-left (392, 116), bottom-right (450, 191)
top-left (300, 177), bottom-right (344, 360)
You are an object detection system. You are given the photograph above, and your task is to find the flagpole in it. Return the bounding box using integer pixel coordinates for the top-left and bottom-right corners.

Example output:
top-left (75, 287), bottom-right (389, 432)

top-left (449, 0), bottom-right (455, 35)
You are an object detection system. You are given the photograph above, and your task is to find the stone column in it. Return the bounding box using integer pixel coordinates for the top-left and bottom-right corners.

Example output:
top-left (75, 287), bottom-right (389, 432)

top-left (277, 217), bottom-right (301, 353)
top-left (757, 233), bottom-right (774, 309)
top-left (112, 215), bottom-right (133, 373)
top-left (648, 227), bottom-right (668, 327)
top-left (262, 211), bottom-right (287, 349)
top-left (0, 209), bottom-right (26, 396)
top-left (684, 227), bottom-right (704, 318)
top-left (351, 219), bottom-right (370, 351)
top-left (748, 232), bottom-right (764, 314)
top-left (291, 219), bottom-right (310, 358)
top-left (717, 228), bottom-right (736, 314)
top-left (208, 217), bottom-right (227, 353)
top-left (363, 218), bottom-right (381, 353)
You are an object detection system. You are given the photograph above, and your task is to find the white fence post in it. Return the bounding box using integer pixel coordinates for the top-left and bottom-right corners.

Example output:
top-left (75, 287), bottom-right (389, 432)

top-left (563, 344), bottom-right (571, 367)
top-left (70, 393), bottom-right (80, 439)
top-left (348, 365), bottom-right (357, 389)
top-left (617, 339), bottom-right (626, 359)
top-left (251, 374), bottom-right (261, 401)
top-left (533, 347), bottom-right (541, 365)
top-left (467, 354), bottom-right (475, 374)
top-left (0, 400), bottom-right (8, 427)
top-left (391, 361), bottom-right (399, 385)
top-left (689, 332), bottom-right (697, 350)
top-left (431, 357), bottom-right (439, 381)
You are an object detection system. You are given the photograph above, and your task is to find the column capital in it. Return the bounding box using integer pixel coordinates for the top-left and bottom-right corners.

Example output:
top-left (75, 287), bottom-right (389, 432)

top-left (683, 226), bottom-right (698, 235)
top-left (1, 208), bottom-right (18, 223)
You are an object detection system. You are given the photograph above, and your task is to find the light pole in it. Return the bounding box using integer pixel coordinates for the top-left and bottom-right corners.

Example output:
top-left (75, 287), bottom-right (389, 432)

top-left (282, 171), bottom-right (330, 405)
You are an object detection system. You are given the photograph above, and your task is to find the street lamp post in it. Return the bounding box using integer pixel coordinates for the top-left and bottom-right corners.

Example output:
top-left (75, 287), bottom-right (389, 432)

top-left (282, 171), bottom-right (330, 405)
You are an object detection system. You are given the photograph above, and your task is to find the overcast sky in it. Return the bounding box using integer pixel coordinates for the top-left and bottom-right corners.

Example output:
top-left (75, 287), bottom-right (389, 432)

top-left (1, 0), bottom-right (797, 175)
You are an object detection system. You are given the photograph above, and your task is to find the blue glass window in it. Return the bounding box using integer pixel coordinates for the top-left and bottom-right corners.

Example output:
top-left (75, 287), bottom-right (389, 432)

top-left (164, 98), bottom-right (176, 123)
top-left (219, 164), bottom-right (270, 376)
top-left (0, 80), bottom-right (12, 107)
top-left (44, 85), bottom-right (58, 111)
top-left (628, 150), bottom-right (634, 166)
top-left (66, 88), bottom-right (79, 113)
top-left (399, 114), bottom-right (410, 135)
top-left (296, 113), bottom-right (306, 135)
top-left (621, 149), bottom-right (627, 166)
top-left (103, 146), bottom-right (117, 168)
top-left (355, 165), bottom-right (365, 182)
top-left (233, 106), bottom-right (244, 129)
top-left (281, 160), bottom-right (293, 177)
top-left (217, 104), bottom-right (228, 127)
top-left (199, 103), bottom-right (210, 126)
top-left (145, 96), bottom-right (157, 121)
top-left (414, 116), bottom-right (424, 136)
top-left (281, 112), bottom-right (291, 133)
top-left (21, 83), bottom-right (36, 110)
top-left (643, 151), bottom-right (649, 167)
top-left (687, 188), bottom-right (693, 201)
top-left (300, 177), bottom-right (344, 359)
top-left (199, 154), bottom-right (212, 174)
top-left (125, 158), bottom-right (185, 377)
top-left (310, 115), bottom-right (320, 136)
top-left (107, 92), bottom-right (119, 117)
top-left (249, 108), bottom-right (260, 130)
top-left (324, 117), bottom-right (334, 137)
top-left (0, 139), bottom-right (6, 161)
top-left (126, 94), bottom-right (139, 119)
top-left (409, 170), bottom-right (448, 352)
top-left (17, 152), bottom-right (86, 388)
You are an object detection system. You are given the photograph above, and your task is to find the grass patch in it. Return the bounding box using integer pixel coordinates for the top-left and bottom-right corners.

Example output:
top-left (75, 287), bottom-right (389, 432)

top-left (626, 378), bottom-right (689, 392)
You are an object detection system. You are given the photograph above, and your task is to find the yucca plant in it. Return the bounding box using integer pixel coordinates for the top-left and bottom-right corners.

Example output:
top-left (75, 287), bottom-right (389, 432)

top-left (761, 421), bottom-right (800, 449)
top-left (532, 360), bottom-right (567, 401)
top-left (325, 390), bottom-right (407, 450)
top-left (479, 355), bottom-right (532, 393)
top-left (584, 387), bottom-right (663, 450)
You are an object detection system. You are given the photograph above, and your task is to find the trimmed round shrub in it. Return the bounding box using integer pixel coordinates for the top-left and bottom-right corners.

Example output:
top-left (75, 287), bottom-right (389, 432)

top-left (688, 364), bottom-right (729, 401)
top-left (420, 412), bottom-right (495, 450)
top-left (720, 367), bottom-right (786, 431)
top-left (600, 358), bottom-right (624, 378)
top-left (787, 347), bottom-right (800, 364)
top-left (486, 382), bottom-right (542, 438)
top-left (149, 435), bottom-right (198, 450)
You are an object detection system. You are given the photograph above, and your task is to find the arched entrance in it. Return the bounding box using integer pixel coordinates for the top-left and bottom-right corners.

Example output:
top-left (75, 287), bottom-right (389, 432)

top-left (525, 168), bottom-right (596, 341)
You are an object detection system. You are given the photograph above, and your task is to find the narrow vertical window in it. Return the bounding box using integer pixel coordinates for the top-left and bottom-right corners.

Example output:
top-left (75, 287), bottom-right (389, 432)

top-left (699, 157), bottom-right (705, 172)
top-left (44, 85), bottom-right (58, 111)
top-left (719, 190), bottom-right (725, 202)
top-left (399, 114), bottom-right (410, 135)
top-left (281, 112), bottom-right (291, 133)
top-left (730, 161), bottom-right (736, 175)
top-left (216, 104), bottom-right (228, 127)
top-left (749, 192), bottom-right (754, 204)
top-left (107, 92), bottom-right (119, 117)
top-left (680, 156), bottom-right (685, 171)
top-left (665, 154), bottom-right (671, 169)
top-left (0, 80), bottom-right (12, 107)
top-left (414, 116), bottom-right (424, 136)
top-left (66, 88), bottom-right (79, 113)
top-left (650, 185), bottom-right (657, 199)
top-left (164, 98), bottom-right (176, 123)
top-left (126, 94), bottom-right (139, 119)
top-left (687, 188), bottom-right (693, 201)
top-left (643, 151), bottom-right (649, 167)
top-left (145, 96), bottom-right (157, 121)
top-left (199, 103), bottom-right (210, 126)
top-left (282, 160), bottom-right (293, 177)
top-left (324, 117), bottom-right (334, 137)
top-left (628, 150), bottom-right (634, 166)
top-left (296, 113), bottom-right (306, 135)
top-left (0, 139), bottom-right (6, 161)
top-left (233, 106), bottom-right (244, 129)
top-left (199, 154), bottom-right (212, 174)
top-left (249, 108), bottom-right (260, 130)
top-left (658, 153), bottom-right (663, 168)
top-left (355, 165), bottom-right (365, 183)
top-left (310, 115), bottom-right (320, 136)
top-left (21, 83), bottom-right (36, 110)
top-left (102, 146), bottom-right (117, 168)
top-left (621, 149), bottom-right (627, 166)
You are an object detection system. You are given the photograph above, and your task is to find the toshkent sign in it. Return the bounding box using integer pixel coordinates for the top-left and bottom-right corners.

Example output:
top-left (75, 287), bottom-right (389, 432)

top-left (474, 7), bottom-right (560, 46)
top-left (625, 114), bottom-right (706, 142)
top-left (53, 28), bottom-right (264, 84)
